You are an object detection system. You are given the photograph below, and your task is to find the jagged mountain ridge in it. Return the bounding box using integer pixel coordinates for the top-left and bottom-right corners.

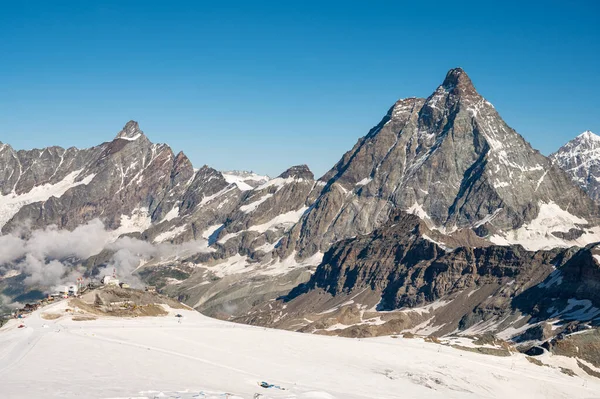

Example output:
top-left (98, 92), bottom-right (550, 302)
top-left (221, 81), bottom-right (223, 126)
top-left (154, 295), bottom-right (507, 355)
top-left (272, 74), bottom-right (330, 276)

top-left (1, 69), bottom-right (600, 351)
top-left (0, 120), bottom-right (322, 315)
top-left (551, 131), bottom-right (600, 202)
top-left (2, 69), bottom-right (596, 260)
top-left (0, 121), bottom-right (312, 249)
top-left (280, 68), bottom-right (600, 259)
top-left (0, 121), bottom-right (197, 232)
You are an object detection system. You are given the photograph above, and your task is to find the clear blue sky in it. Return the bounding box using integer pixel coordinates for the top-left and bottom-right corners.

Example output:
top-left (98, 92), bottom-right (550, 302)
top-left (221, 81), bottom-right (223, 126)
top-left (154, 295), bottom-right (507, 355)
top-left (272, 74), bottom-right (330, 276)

top-left (1, 1), bottom-right (598, 177)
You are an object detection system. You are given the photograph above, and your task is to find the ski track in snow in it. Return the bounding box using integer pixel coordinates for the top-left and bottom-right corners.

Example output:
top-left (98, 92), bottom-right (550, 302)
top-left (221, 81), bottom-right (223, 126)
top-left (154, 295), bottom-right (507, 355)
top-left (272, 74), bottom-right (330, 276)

top-left (1, 301), bottom-right (600, 399)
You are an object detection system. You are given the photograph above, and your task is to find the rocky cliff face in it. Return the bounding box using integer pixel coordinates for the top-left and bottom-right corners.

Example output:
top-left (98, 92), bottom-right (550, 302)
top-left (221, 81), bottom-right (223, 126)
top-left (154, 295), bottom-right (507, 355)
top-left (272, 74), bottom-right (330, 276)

top-left (292, 212), bottom-right (562, 310)
top-left (551, 131), bottom-right (600, 202)
top-left (214, 165), bottom-right (318, 260)
top-left (239, 211), bottom-right (599, 345)
top-left (2, 70), bottom-right (596, 267)
top-left (281, 69), bottom-right (600, 258)
top-left (1, 121), bottom-right (197, 233)
top-left (0, 121), bottom-right (324, 316)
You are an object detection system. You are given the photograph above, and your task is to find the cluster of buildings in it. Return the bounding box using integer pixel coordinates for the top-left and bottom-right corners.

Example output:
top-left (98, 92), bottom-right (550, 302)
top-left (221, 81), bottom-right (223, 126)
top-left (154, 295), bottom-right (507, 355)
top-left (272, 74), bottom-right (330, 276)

top-left (51, 284), bottom-right (80, 299)
top-left (5, 274), bottom-right (139, 321)
top-left (12, 302), bottom-right (42, 319)
top-left (12, 283), bottom-right (83, 319)
top-left (100, 275), bottom-right (131, 289)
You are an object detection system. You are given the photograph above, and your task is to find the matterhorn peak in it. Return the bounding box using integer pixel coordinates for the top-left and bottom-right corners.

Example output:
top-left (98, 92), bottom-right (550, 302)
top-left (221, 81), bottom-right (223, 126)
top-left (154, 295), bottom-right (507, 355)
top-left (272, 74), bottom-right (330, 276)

top-left (442, 67), bottom-right (470, 86)
top-left (116, 120), bottom-right (144, 140)
top-left (440, 67), bottom-right (479, 97)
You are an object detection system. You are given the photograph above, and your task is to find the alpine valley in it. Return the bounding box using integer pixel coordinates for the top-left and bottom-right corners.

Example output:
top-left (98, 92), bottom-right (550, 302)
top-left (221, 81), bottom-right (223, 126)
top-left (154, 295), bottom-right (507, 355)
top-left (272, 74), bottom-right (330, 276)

top-left (2, 68), bottom-right (600, 373)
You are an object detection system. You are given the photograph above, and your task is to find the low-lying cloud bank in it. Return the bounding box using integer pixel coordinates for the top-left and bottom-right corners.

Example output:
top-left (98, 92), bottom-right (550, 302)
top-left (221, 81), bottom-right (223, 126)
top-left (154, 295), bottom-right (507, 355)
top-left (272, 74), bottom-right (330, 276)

top-left (0, 219), bottom-right (210, 294)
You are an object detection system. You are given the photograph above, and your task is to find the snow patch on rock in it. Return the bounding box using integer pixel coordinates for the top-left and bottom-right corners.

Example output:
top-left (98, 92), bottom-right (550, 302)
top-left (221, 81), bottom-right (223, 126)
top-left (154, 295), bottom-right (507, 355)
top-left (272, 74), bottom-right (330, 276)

top-left (239, 193), bottom-right (274, 213)
top-left (113, 207), bottom-right (152, 237)
top-left (161, 206), bottom-right (180, 223)
top-left (222, 171), bottom-right (270, 191)
top-left (0, 170), bottom-right (95, 228)
top-left (489, 201), bottom-right (600, 250)
top-left (154, 225), bottom-right (187, 243)
top-left (406, 202), bottom-right (430, 222)
top-left (248, 206), bottom-right (309, 233)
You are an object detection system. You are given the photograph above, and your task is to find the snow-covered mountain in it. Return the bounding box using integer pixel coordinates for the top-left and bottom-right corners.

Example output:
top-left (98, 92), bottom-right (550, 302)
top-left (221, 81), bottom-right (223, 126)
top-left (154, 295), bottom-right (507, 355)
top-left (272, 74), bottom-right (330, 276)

top-left (551, 131), bottom-right (600, 202)
top-left (221, 170), bottom-right (270, 190)
top-left (2, 71), bottom-right (597, 261)
top-left (0, 121), bottom-right (321, 318)
top-left (1, 69), bottom-right (600, 356)
top-left (279, 68), bottom-right (600, 258)
top-left (0, 121), bottom-right (197, 233)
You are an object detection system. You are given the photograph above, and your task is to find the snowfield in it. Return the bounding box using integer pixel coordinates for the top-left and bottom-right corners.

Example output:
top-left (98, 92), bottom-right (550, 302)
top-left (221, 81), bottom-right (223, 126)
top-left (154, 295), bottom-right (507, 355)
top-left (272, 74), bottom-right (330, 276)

top-left (1, 301), bottom-right (599, 399)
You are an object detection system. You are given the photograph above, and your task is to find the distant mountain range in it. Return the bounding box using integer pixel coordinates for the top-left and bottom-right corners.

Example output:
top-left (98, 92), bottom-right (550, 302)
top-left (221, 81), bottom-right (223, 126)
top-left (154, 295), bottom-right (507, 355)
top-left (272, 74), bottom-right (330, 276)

top-left (1, 69), bottom-right (599, 367)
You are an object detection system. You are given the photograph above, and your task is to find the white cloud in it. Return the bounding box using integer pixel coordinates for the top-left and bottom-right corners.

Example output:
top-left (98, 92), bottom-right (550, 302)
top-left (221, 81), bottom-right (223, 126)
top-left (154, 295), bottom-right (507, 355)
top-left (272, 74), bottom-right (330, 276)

top-left (0, 219), bottom-right (210, 292)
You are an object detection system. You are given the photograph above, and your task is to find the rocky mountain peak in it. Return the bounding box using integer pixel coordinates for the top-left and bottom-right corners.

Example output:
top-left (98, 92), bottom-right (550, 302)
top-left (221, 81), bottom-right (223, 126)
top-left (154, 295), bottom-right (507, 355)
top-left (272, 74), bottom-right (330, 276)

top-left (172, 151), bottom-right (193, 176)
top-left (174, 151), bottom-right (190, 164)
top-left (553, 131), bottom-right (600, 154)
top-left (115, 120), bottom-right (144, 140)
top-left (284, 69), bottom-right (600, 259)
top-left (278, 164), bottom-right (314, 180)
top-left (419, 68), bottom-right (483, 126)
top-left (576, 130), bottom-right (600, 141)
top-left (551, 130), bottom-right (600, 202)
top-left (441, 67), bottom-right (475, 93)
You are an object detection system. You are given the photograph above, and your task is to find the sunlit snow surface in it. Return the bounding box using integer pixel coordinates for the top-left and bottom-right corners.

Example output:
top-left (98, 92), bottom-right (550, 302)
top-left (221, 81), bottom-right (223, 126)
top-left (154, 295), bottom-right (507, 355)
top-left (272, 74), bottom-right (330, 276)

top-left (1, 302), bottom-right (600, 399)
top-left (222, 172), bottom-right (270, 191)
top-left (487, 202), bottom-right (600, 250)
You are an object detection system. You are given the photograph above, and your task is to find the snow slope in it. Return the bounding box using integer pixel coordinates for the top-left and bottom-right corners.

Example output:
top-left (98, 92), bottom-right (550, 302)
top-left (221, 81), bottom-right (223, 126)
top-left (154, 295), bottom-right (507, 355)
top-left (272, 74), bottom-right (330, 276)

top-left (1, 301), bottom-right (599, 399)
top-left (222, 171), bottom-right (270, 191)
top-left (489, 201), bottom-right (600, 250)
